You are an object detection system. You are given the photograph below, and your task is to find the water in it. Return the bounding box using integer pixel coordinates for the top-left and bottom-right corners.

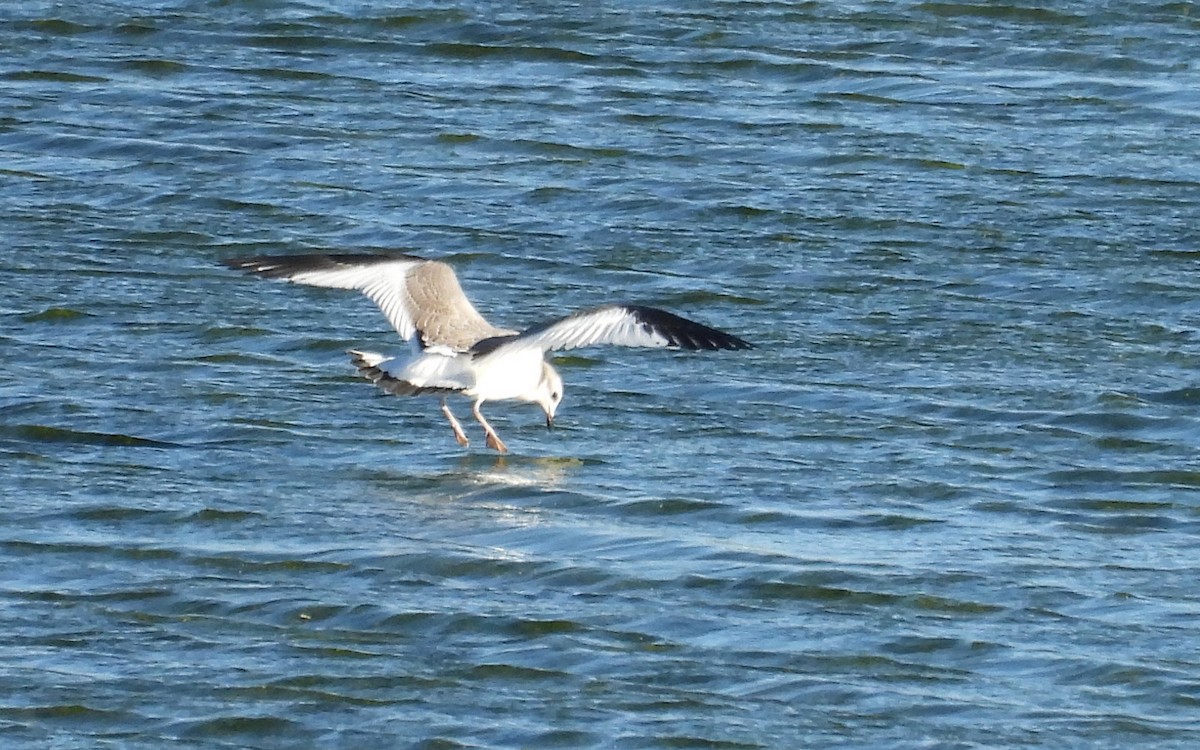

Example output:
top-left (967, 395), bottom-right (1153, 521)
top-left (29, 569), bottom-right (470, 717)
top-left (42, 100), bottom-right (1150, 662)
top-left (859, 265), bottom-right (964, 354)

top-left (3, 1), bottom-right (1200, 747)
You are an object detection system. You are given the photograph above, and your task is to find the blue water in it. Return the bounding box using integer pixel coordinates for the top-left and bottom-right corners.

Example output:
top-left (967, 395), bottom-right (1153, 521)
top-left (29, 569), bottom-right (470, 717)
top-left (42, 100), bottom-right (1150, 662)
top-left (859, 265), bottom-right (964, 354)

top-left (3, 1), bottom-right (1200, 747)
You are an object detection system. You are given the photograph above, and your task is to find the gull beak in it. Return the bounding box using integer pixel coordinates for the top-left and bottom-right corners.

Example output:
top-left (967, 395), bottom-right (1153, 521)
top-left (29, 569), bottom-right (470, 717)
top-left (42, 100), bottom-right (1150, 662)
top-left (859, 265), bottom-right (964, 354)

top-left (545, 413), bottom-right (554, 430)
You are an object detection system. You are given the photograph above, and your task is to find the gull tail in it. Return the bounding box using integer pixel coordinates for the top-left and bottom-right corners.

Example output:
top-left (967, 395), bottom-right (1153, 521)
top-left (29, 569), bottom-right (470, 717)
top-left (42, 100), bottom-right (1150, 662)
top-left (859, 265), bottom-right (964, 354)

top-left (348, 350), bottom-right (464, 397)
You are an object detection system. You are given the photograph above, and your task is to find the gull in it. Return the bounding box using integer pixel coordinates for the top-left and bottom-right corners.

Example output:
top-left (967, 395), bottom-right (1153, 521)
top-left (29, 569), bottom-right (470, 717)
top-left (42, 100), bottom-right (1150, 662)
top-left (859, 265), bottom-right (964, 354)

top-left (222, 253), bottom-right (752, 453)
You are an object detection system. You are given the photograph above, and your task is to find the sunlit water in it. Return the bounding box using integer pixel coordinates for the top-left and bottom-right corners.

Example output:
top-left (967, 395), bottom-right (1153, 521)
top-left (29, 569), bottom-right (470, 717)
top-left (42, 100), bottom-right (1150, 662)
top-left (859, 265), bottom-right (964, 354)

top-left (3, 1), bottom-right (1200, 747)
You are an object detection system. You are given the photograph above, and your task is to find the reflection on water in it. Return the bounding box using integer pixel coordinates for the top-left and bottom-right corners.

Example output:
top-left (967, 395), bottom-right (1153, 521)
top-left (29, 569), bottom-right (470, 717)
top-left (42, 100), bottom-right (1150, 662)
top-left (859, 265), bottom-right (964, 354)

top-left (460, 454), bottom-right (584, 491)
top-left (362, 454), bottom-right (584, 538)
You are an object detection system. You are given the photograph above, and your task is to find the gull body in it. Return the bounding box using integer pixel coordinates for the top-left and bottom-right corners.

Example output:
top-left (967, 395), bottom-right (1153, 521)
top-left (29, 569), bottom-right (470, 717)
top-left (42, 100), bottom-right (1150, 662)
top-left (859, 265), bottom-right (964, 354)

top-left (223, 253), bottom-right (750, 452)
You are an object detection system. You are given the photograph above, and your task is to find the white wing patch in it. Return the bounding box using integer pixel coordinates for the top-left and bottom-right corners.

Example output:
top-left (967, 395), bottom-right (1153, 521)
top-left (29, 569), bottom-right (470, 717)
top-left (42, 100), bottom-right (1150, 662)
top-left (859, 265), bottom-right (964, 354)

top-left (225, 255), bottom-right (424, 342)
top-left (543, 305), bottom-right (670, 349)
top-left (223, 254), bottom-right (512, 350)
top-left (496, 304), bottom-right (750, 354)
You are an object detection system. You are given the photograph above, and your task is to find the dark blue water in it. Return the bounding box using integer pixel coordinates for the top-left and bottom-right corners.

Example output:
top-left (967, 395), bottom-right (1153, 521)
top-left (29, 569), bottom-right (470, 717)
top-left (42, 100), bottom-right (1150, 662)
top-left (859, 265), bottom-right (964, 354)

top-left (3, 1), bottom-right (1200, 747)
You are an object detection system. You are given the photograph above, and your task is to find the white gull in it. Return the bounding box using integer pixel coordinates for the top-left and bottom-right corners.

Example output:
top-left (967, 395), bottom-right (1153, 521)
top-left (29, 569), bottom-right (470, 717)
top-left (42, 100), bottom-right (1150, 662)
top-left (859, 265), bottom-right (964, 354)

top-left (222, 253), bottom-right (752, 453)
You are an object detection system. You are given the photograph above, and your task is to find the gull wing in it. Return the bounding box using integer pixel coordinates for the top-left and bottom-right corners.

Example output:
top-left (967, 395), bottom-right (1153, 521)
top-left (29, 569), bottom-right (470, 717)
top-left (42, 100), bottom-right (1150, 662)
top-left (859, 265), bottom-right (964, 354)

top-left (474, 304), bottom-right (752, 356)
top-left (222, 253), bottom-right (514, 351)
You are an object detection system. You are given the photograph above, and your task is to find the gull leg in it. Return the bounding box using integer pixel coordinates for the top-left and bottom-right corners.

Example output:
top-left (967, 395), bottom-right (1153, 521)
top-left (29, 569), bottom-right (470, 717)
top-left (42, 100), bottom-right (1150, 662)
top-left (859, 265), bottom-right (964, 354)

top-left (441, 397), bottom-right (470, 447)
top-left (472, 400), bottom-right (508, 454)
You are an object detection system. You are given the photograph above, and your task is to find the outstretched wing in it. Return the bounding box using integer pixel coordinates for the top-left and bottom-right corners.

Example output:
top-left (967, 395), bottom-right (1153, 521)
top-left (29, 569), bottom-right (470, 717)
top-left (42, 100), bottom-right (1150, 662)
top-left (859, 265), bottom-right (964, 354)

top-left (474, 304), bottom-right (752, 356)
top-left (221, 253), bottom-right (514, 351)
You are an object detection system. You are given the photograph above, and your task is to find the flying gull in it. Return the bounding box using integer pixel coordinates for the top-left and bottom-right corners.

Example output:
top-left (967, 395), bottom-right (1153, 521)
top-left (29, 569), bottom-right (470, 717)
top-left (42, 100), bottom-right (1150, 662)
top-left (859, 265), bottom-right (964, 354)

top-left (222, 253), bottom-right (751, 452)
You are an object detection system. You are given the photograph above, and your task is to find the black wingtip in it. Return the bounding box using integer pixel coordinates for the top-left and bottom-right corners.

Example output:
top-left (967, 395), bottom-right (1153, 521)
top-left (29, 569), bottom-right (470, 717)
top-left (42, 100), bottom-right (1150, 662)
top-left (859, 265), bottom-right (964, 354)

top-left (626, 305), bottom-right (753, 351)
top-left (220, 256), bottom-right (258, 270)
top-left (219, 255), bottom-right (301, 279)
top-left (219, 253), bottom-right (427, 278)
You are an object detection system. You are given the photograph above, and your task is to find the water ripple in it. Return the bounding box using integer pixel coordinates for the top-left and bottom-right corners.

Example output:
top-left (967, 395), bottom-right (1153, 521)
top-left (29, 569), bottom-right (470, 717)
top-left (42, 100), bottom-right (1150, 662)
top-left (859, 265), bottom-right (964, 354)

top-left (4, 0), bottom-right (1200, 747)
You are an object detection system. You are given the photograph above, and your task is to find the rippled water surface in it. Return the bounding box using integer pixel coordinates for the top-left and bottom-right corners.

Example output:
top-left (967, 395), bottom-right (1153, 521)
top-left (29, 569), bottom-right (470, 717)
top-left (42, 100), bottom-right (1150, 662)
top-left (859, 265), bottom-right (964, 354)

top-left (4, 1), bottom-right (1200, 747)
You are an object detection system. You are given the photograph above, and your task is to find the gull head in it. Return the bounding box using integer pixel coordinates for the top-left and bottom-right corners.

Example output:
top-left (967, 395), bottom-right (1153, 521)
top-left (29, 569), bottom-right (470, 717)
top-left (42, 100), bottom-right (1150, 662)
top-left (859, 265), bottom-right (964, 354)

top-left (536, 362), bottom-right (564, 429)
